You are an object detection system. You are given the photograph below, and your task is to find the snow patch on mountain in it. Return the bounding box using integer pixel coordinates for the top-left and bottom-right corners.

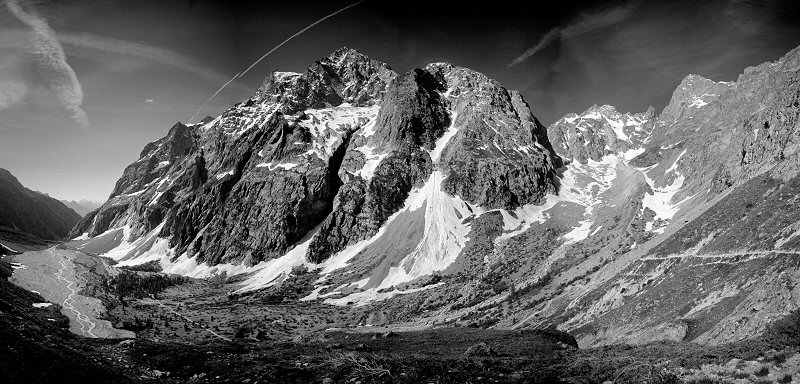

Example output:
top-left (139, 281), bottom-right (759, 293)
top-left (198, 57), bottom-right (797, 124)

top-left (564, 212), bottom-right (594, 244)
top-left (235, 228), bottom-right (319, 292)
top-left (429, 112), bottom-right (459, 163)
top-left (255, 161), bottom-right (300, 171)
top-left (604, 117), bottom-right (629, 141)
top-left (301, 104), bottom-right (380, 160)
top-left (642, 174), bottom-right (685, 233)
top-left (215, 170), bottom-right (234, 179)
top-left (354, 146), bottom-right (388, 180)
top-left (324, 284), bottom-right (441, 307)
top-left (497, 153), bottom-right (621, 246)
top-left (222, 103), bottom-right (279, 137)
top-left (641, 151), bottom-right (691, 233)
top-left (378, 170), bottom-right (477, 289)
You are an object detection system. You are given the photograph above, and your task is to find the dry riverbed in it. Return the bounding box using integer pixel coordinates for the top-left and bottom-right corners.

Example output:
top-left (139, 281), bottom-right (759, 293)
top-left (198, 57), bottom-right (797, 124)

top-left (9, 247), bottom-right (134, 338)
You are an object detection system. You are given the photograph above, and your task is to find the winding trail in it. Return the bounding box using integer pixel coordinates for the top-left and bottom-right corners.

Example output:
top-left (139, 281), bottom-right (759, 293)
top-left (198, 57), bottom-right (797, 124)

top-left (51, 249), bottom-right (98, 338)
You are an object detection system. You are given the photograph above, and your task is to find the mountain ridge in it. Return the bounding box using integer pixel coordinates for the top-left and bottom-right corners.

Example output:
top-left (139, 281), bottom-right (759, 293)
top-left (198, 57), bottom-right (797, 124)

top-left (0, 168), bottom-right (82, 241)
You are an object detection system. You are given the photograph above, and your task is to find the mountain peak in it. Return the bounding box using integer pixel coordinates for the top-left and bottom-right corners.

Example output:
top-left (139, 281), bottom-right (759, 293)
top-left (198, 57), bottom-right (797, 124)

top-left (0, 167), bottom-right (22, 187)
top-left (323, 46), bottom-right (366, 64)
top-left (549, 103), bottom-right (656, 163)
top-left (677, 73), bottom-right (731, 91)
top-left (660, 73), bottom-right (734, 123)
top-left (584, 104), bottom-right (621, 117)
top-left (254, 47), bottom-right (396, 109)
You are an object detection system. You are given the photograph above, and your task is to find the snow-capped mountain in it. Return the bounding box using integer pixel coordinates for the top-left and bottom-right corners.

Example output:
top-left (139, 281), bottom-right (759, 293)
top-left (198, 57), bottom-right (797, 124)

top-left (70, 48), bottom-right (560, 300)
top-left (69, 43), bottom-right (800, 347)
top-left (494, 44), bottom-right (800, 346)
top-left (549, 104), bottom-right (656, 163)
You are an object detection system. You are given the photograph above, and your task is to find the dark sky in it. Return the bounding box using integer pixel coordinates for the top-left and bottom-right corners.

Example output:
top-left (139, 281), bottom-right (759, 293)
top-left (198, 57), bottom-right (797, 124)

top-left (1, 0), bottom-right (799, 201)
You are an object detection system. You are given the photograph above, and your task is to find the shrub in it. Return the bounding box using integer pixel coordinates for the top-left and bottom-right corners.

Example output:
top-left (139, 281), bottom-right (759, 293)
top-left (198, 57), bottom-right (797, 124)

top-left (290, 265), bottom-right (308, 276)
top-left (754, 365), bottom-right (769, 377)
top-left (732, 371), bottom-right (750, 379)
top-left (207, 270), bottom-right (228, 288)
top-left (765, 310), bottom-right (800, 347)
top-left (110, 271), bottom-right (188, 299)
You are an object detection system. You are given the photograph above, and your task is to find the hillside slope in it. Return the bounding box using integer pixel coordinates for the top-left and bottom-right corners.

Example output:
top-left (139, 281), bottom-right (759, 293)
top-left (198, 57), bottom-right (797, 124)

top-left (0, 168), bottom-right (81, 241)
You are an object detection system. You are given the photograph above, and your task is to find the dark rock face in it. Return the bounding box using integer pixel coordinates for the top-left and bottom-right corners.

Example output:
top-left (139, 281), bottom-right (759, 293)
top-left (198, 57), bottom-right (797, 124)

top-left (369, 68), bottom-right (450, 151)
top-left (110, 122), bottom-right (198, 198)
top-left (0, 168), bottom-right (81, 241)
top-left (307, 149), bottom-right (433, 263)
top-left (442, 157), bottom-right (554, 209)
top-left (74, 48), bottom-right (560, 270)
top-left (433, 65), bottom-right (559, 209)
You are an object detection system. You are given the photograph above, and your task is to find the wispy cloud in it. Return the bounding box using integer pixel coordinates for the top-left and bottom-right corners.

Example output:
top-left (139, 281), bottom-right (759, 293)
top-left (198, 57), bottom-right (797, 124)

top-left (5, 0), bottom-right (89, 128)
top-left (508, 2), bottom-right (637, 67)
top-left (57, 33), bottom-right (252, 93)
top-left (0, 80), bottom-right (27, 107)
top-left (0, 28), bottom-right (254, 95)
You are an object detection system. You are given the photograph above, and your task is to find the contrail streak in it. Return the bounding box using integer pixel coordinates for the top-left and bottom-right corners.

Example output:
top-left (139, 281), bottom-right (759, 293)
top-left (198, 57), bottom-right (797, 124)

top-left (190, 0), bottom-right (366, 123)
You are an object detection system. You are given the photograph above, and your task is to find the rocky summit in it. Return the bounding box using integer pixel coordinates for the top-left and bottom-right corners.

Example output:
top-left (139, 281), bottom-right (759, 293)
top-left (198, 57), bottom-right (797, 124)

top-left (66, 44), bottom-right (800, 352)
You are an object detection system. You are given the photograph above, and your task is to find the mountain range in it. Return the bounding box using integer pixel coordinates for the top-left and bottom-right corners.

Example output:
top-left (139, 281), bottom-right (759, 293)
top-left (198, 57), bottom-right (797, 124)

top-left (59, 199), bottom-right (103, 217)
top-left (56, 43), bottom-right (800, 349)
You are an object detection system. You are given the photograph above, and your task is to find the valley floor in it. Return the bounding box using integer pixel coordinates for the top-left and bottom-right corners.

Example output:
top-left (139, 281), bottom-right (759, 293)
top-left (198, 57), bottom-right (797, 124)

top-left (5, 247), bottom-right (800, 384)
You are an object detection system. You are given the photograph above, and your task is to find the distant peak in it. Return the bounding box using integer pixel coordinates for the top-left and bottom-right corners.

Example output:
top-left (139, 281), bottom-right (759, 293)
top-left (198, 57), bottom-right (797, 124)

top-left (331, 46), bottom-right (360, 56)
top-left (679, 73), bottom-right (733, 89)
top-left (582, 104), bottom-right (621, 118)
top-left (684, 73), bottom-right (710, 81)
top-left (425, 62), bottom-right (454, 71)
top-left (0, 168), bottom-right (17, 185)
top-left (318, 47), bottom-right (394, 76)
